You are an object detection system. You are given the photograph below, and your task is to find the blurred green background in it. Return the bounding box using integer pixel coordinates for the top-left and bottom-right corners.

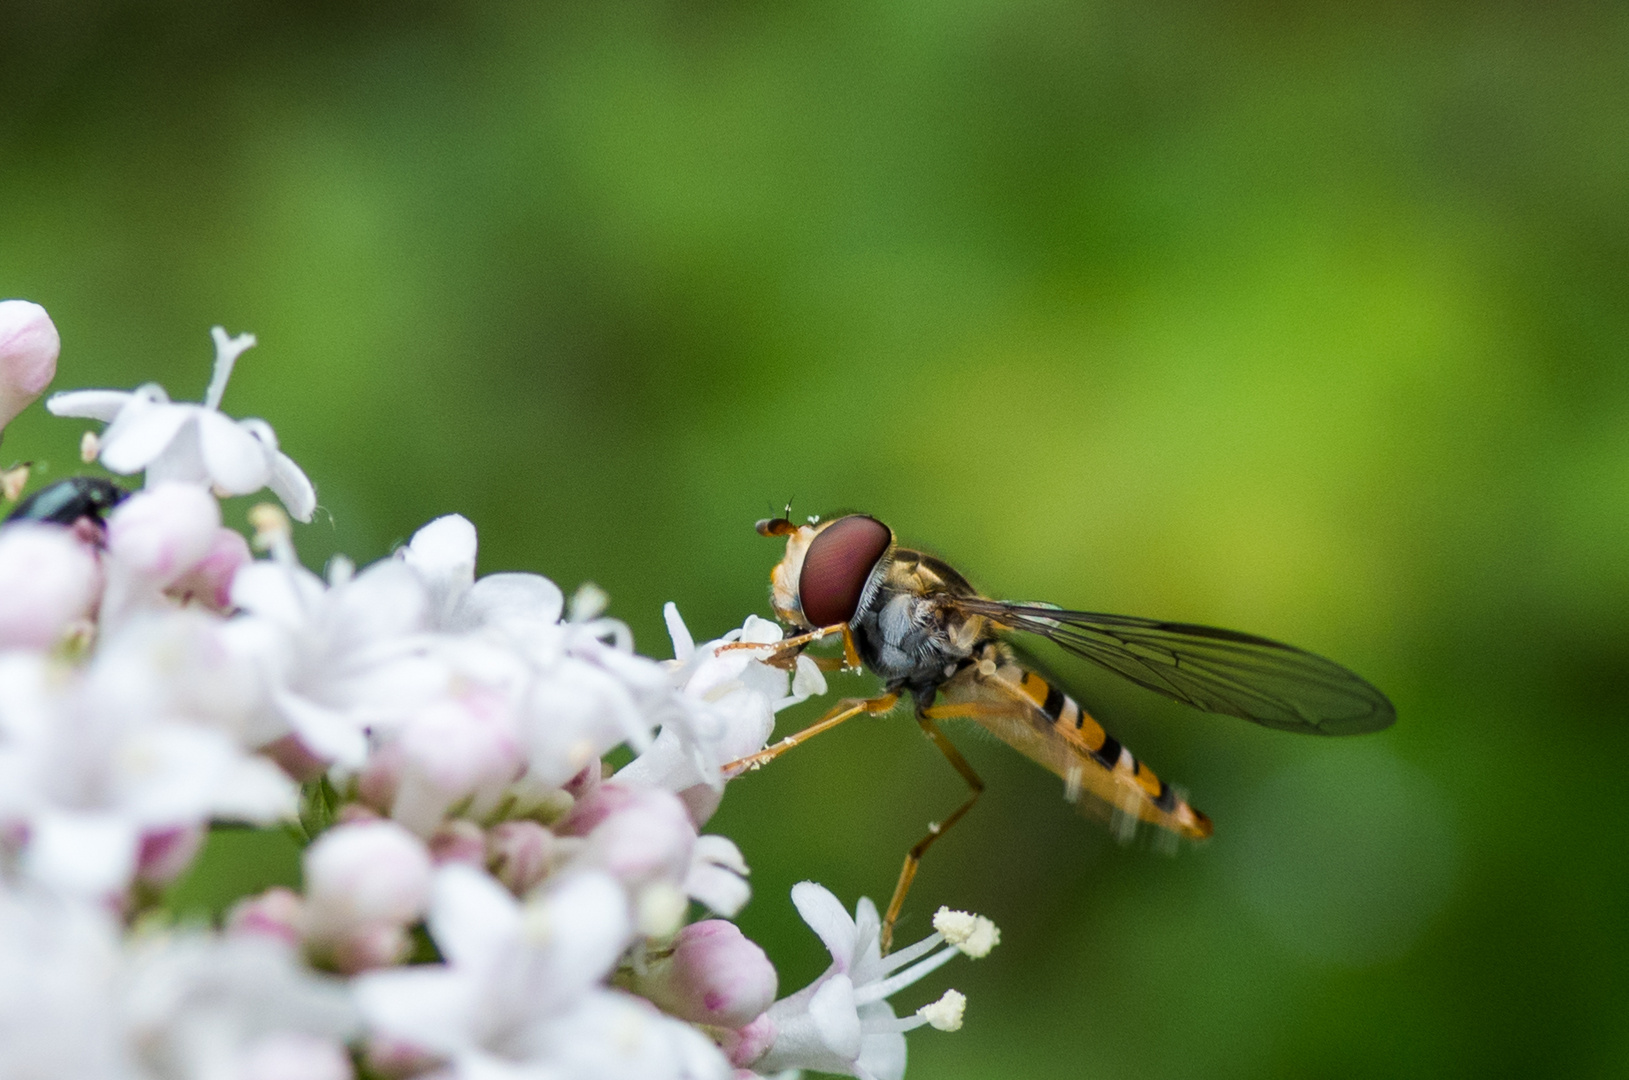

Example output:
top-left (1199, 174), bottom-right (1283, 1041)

top-left (4, 1), bottom-right (1627, 1076)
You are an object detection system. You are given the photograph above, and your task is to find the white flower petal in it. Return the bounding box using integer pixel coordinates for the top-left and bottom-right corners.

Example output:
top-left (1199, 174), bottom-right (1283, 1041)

top-left (427, 865), bottom-right (523, 969)
top-left (663, 603), bottom-right (695, 662)
top-left (25, 813), bottom-right (140, 896)
top-left (856, 1023), bottom-right (909, 1080)
top-left (267, 450), bottom-right (316, 523)
top-left (684, 860), bottom-right (750, 918)
top-left (231, 563), bottom-right (320, 629)
top-left (790, 654), bottom-right (828, 702)
top-left (791, 881), bottom-right (859, 972)
top-left (271, 690), bottom-right (369, 769)
top-left (45, 388), bottom-right (132, 422)
top-left (355, 965), bottom-right (482, 1057)
top-left (808, 974), bottom-right (863, 1060)
top-left (403, 515), bottom-right (477, 585)
top-left (198, 410), bottom-right (273, 494)
top-left (99, 400), bottom-right (192, 474)
top-left (209, 753), bottom-right (300, 823)
top-left (530, 872), bottom-right (634, 990)
top-left (457, 574), bottom-right (564, 633)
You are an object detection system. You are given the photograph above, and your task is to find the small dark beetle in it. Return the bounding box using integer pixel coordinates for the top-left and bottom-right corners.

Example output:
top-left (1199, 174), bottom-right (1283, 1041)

top-left (6, 476), bottom-right (129, 527)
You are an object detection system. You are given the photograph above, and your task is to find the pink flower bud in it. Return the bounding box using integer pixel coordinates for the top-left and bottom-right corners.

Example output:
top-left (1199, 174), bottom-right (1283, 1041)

top-left (336, 804), bottom-right (383, 826)
top-left (0, 300), bottom-right (59, 434)
top-left (237, 1032), bottom-right (354, 1080)
top-left (0, 523), bottom-right (100, 648)
top-left (303, 820), bottom-right (433, 931)
top-left (355, 741), bottom-right (404, 812)
top-left (227, 887), bottom-right (306, 946)
top-left (327, 922), bottom-right (412, 974)
top-left (427, 819), bottom-right (486, 866)
top-left (166, 526), bottom-right (251, 610)
top-left (362, 1036), bottom-right (440, 1080)
top-left (105, 482), bottom-right (220, 588)
top-left (560, 783), bottom-right (695, 887)
top-left (134, 823), bottom-right (205, 887)
top-left (263, 733), bottom-right (330, 782)
top-left (677, 782), bottom-right (724, 829)
top-left (638, 920), bottom-right (778, 1029)
top-left (487, 819), bottom-right (554, 894)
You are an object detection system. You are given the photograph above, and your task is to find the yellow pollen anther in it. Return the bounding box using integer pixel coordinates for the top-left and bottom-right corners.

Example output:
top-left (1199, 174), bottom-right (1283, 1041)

top-left (933, 907), bottom-right (1001, 958)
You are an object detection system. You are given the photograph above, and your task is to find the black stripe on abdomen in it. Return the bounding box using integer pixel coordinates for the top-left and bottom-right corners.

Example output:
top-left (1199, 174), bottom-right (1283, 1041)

top-left (1093, 734), bottom-right (1122, 770)
top-left (1042, 684), bottom-right (1065, 722)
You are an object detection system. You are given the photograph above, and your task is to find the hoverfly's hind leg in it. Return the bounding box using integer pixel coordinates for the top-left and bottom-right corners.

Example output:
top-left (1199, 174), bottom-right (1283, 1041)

top-left (879, 711), bottom-right (985, 954)
top-left (722, 692), bottom-right (899, 776)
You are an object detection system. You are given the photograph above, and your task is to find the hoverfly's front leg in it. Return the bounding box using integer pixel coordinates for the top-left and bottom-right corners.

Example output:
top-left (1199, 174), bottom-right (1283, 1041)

top-left (715, 623), bottom-right (863, 672)
top-left (722, 692), bottom-right (899, 777)
top-left (880, 710), bottom-right (985, 954)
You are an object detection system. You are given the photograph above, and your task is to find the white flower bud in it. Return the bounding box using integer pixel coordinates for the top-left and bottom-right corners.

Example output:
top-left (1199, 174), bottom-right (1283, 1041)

top-left (0, 300), bottom-right (59, 434)
top-left (105, 482), bottom-right (221, 588)
top-left (303, 820), bottom-right (433, 931)
top-left (0, 522), bottom-right (100, 648)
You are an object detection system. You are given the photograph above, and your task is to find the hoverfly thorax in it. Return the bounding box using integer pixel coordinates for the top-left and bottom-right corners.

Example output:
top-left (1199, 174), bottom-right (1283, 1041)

top-left (756, 513), bottom-right (894, 630)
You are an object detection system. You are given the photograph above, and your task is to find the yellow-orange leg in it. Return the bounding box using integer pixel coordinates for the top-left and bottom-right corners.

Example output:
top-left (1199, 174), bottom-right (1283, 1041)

top-left (880, 709), bottom-right (986, 953)
top-left (722, 692), bottom-right (899, 776)
top-left (716, 623), bottom-right (863, 671)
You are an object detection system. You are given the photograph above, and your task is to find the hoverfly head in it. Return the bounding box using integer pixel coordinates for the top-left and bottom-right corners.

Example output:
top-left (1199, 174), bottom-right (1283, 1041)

top-left (759, 513), bottom-right (893, 630)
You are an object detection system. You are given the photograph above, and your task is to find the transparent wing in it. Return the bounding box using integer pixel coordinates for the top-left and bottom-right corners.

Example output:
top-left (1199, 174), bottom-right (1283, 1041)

top-left (943, 597), bottom-right (1395, 735)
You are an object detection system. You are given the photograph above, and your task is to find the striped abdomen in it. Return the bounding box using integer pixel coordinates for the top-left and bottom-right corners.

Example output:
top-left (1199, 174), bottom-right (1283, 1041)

top-left (933, 648), bottom-right (1212, 841)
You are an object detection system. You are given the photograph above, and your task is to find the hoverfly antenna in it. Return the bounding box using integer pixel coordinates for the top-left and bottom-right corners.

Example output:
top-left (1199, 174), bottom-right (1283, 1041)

top-left (756, 516), bottom-right (798, 537)
top-left (783, 496), bottom-right (795, 519)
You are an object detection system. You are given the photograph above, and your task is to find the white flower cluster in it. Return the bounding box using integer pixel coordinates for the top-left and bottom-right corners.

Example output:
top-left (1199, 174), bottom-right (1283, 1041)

top-left (0, 302), bottom-right (999, 1080)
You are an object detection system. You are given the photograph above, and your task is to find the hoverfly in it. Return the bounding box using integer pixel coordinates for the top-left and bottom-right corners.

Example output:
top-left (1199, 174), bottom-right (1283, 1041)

top-left (724, 513), bottom-right (1394, 950)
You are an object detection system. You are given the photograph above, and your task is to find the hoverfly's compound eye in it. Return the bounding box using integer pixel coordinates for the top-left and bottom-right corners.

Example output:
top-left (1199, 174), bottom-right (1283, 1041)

top-left (799, 515), bottom-right (891, 626)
